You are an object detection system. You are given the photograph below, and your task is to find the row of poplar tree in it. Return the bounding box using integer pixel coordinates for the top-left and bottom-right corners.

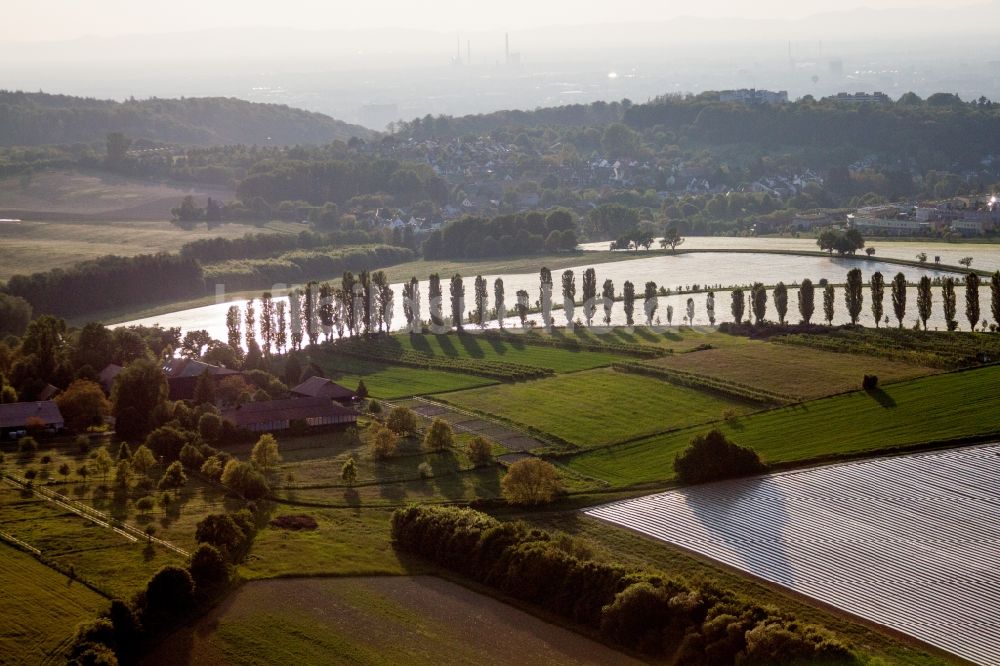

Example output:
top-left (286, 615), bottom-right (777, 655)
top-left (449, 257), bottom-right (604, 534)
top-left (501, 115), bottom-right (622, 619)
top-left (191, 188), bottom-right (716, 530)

top-left (224, 268), bottom-right (1000, 356)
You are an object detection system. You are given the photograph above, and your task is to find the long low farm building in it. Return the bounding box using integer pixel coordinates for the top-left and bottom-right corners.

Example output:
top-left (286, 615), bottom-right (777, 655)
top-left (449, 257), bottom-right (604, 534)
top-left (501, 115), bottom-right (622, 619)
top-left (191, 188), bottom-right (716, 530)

top-left (0, 401), bottom-right (65, 437)
top-left (222, 396), bottom-right (358, 432)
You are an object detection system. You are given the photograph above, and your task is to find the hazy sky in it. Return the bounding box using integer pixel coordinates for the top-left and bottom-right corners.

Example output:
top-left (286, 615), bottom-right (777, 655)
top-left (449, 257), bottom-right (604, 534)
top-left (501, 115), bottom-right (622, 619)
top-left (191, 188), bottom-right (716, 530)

top-left (1, 0), bottom-right (983, 42)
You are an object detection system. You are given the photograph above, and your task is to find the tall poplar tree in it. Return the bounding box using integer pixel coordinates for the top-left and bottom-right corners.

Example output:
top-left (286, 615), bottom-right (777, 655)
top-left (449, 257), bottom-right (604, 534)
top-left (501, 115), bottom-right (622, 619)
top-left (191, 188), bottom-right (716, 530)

top-left (870, 271), bottom-right (885, 327)
top-left (798, 279), bottom-right (815, 324)
top-left (892, 272), bottom-right (907, 328)
top-left (582, 268), bottom-right (597, 326)
top-left (773, 282), bottom-right (788, 325)
top-left (845, 268), bottom-right (864, 325)
top-left (917, 276), bottom-right (933, 330)
top-left (450, 274), bottom-right (465, 331)
top-left (623, 281), bottom-right (636, 326)
top-left (965, 273), bottom-right (981, 331)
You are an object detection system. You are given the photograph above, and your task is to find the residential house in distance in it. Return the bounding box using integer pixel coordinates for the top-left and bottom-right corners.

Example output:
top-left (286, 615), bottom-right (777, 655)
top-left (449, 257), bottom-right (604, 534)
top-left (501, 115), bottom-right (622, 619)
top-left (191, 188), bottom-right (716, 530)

top-left (291, 377), bottom-right (359, 406)
top-left (831, 91), bottom-right (892, 104)
top-left (98, 364), bottom-right (123, 394)
top-left (163, 359), bottom-right (242, 401)
top-left (222, 396), bottom-right (358, 433)
top-left (719, 88), bottom-right (789, 105)
top-left (0, 401), bottom-right (64, 438)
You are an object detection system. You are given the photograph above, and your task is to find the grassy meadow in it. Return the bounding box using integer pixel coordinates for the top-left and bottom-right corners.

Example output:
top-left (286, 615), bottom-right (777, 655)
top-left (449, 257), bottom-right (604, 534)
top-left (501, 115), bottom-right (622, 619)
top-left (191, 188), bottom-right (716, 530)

top-left (0, 542), bottom-right (108, 663)
top-left (443, 367), bottom-right (753, 448)
top-left (649, 339), bottom-right (940, 400)
top-left (566, 365), bottom-right (1000, 486)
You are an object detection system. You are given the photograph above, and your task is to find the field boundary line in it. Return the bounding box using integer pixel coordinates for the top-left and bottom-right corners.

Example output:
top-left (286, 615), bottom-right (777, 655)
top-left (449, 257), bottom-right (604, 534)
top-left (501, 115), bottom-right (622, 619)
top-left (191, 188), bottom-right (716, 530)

top-left (0, 528), bottom-right (41, 555)
top-left (2, 474), bottom-right (190, 558)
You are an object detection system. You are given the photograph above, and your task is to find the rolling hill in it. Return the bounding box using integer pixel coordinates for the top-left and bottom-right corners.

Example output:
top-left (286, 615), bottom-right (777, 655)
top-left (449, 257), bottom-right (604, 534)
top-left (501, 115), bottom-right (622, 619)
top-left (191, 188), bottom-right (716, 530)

top-left (0, 90), bottom-right (374, 147)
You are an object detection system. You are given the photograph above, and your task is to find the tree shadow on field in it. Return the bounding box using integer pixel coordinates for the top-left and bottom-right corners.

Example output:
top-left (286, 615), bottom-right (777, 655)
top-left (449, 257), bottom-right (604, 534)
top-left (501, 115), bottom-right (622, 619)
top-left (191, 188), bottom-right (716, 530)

top-left (343, 487), bottom-right (361, 512)
top-left (410, 334), bottom-right (433, 355)
top-left (483, 335), bottom-right (508, 356)
top-left (435, 334), bottom-right (459, 358)
top-left (458, 334), bottom-right (485, 359)
top-left (864, 387), bottom-right (897, 408)
top-left (634, 327), bottom-right (660, 342)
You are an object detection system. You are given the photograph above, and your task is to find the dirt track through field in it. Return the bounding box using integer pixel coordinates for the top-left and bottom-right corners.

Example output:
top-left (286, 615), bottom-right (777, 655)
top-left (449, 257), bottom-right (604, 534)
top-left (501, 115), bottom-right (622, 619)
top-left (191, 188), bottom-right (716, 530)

top-left (144, 576), bottom-right (638, 665)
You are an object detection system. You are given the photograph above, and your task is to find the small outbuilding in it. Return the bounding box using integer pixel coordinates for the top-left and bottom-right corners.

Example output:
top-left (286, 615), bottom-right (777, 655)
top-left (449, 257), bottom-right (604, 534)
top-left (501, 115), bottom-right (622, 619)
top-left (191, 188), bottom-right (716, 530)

top-left (291, 376), bottom-right (359, 406)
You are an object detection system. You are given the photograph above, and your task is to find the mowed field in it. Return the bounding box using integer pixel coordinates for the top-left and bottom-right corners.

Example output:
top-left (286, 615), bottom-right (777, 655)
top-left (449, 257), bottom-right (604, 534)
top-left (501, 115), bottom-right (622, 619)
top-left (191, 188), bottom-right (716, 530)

top-left (0, 218), bottom-right (302, 282)
top-left (0, 542), bottom-right (107, 664)
top-left (390, 333), bottom-right (624, 372)
top-left (649, 339), bottom-right (939, 400)
top-left (444, 368), bottom-right (752, 448)
top-left (0, 170), bottom-right (233, 219)
top-left (567, 365), bottom-right (1000, 485)
top-left (143, 576), bottom-right (639, 666)
top-left (311, 349), bottom-right (498, 398)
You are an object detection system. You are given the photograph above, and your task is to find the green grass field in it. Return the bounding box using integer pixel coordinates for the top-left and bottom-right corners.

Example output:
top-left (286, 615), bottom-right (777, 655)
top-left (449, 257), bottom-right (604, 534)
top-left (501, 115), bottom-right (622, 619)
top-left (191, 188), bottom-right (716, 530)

top-left (0, 542), bottom-right (107, 664)
top-left (311, 348), bottom-right (498, 398)
top-left (650, 339), bottom-right (939, 400)
top-left (566, 365), bottom-right (1000, 486)
top-left (443, 368), bottom-right (752, 448)
top-left (388, 332), bottom-right (624, 372)
top-left (568, 325), bottom-right (755, 352)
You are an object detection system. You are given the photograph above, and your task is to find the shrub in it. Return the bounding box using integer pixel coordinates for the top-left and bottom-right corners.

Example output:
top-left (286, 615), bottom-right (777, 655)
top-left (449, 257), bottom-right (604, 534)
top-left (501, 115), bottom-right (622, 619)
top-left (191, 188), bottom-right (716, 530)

top-left (370, 424), bottom-right (399, 459)
top-left (422, 418), bottom-right (453, 452)
top-left (862, 374), bottom-right (879, 390)
top-left (18, 436), bottom-right (38, 455)
top-left (389, 506), bottom-right (856, 662)
top-left (385, 406), bottom-right (418, 435)
top-left (179, 443), bottom-right (205, 470)
top-left (220, 460), bottom-right (270, 499)
top-left (501, 458), bottom-right (563, 505)
top-left (270, 514), bottom-right (319, 530)
top-left (468, 436), bottom-right (493, 467)
top-left (141, 566), bottom-right (195, 622)
top-left (417, 462), bottom-right (433, 478)
top-left (189, 543), bottom-right (230, 597)
top-left (673, 429), bottom-right (765, 485)
top-left (135, 496), bottom-right (155, 514)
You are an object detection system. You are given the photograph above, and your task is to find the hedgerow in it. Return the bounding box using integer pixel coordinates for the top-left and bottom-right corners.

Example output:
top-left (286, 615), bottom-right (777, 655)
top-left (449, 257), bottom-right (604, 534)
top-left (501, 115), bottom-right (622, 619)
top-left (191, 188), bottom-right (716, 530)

top-left (329, 337), bottom-right (553, 381)
top-left (611, 362), bottom-right (796, 405)
top-left (390, 506), bottom-right (857, 663)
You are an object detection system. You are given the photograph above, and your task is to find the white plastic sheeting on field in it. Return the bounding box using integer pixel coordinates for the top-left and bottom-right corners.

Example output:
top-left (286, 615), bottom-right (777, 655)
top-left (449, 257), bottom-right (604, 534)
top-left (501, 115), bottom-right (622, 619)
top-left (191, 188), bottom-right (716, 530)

top-left (585, 445), bottom-right (1000, 666)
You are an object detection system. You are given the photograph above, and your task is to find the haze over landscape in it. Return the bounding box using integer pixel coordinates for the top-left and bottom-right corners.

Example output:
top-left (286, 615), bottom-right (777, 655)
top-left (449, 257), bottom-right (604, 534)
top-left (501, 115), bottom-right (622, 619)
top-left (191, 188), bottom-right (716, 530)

top-left (3, 2), bottom-right (1000, 665)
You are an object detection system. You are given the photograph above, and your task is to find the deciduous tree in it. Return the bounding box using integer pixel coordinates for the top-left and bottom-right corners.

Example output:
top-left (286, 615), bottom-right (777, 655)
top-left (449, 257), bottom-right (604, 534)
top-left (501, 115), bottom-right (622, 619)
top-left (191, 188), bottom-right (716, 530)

top-left (582, 268), bottom-right (597, 326)
top-left (450, 274), bottom-right (465, 331)
top-left (250, 433), bottom-right (282, 473)
top-left (474, 275), bottom-right (489, 328)
top-left (423, 418), bottom-right (453, 452)
top-left (501, 458), bottom-right (562, 505)
top-left (56, 380), bottom-right (111, 431)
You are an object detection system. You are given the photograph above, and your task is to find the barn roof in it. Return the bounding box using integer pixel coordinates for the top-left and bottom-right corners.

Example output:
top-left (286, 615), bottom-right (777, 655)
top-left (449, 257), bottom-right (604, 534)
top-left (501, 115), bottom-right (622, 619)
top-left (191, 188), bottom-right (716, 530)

top-left (291, 376), bottom-right (358, 401)
top-left (222, 396), bottom-right (356, 429)
top-left (0, 401), bottom-right (64, 429)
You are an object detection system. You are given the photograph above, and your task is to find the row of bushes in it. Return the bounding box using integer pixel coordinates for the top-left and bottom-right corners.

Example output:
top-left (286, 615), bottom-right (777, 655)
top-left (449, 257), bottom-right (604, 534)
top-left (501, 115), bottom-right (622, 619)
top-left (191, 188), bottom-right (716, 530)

top-left (484, 329), bottom-right (668, 359)
top-left (329, 338), bottom-right (554, 381)
top-left (773, 326), bottom-right (1000, 369)
top-left (612, 362), bottom-right (796, 405)
top-left (67, 501), bottom-right (264, 665)
top-left (202, 244), bottom-right (414, 291)
top-left (390, 506), bottom-right (856, 663)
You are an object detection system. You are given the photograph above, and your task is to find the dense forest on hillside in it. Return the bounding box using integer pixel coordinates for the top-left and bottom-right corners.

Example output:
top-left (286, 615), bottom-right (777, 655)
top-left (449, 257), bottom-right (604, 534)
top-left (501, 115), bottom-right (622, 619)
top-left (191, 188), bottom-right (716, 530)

top-left (0, 91), bottom-right (373, 147)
